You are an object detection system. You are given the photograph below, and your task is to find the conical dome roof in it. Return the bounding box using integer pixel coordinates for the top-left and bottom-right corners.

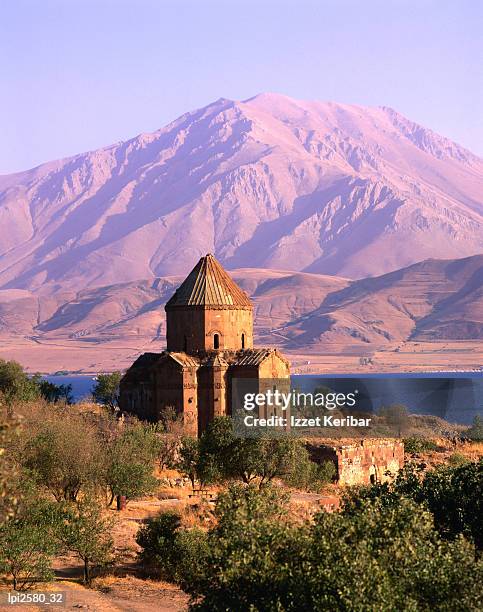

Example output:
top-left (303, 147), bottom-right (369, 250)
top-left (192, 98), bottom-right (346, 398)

top-left (165, 254), bottom-right (252, 308)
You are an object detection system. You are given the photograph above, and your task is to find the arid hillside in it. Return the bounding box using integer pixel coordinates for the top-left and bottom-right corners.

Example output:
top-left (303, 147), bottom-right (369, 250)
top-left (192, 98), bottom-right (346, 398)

top-left (0, 94), bottom-right (482, 293)
top-left (0, 256), bottom-right (481, 363)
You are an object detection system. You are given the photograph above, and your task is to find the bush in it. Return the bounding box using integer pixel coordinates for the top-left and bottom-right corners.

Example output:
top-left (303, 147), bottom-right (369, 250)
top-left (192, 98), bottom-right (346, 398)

top-left (403, 437), bottom-right (438, 454)
top-left (344, 459), bottom-right (483, 549)
top-left (139, 484), bottom-right (482, 611)
top-left (136, 510), bottom-right (209, 587)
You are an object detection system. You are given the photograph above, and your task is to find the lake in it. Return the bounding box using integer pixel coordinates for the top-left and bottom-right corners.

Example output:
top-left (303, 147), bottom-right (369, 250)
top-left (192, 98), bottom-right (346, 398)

top-left (44, 371), bottom-right (483, 426)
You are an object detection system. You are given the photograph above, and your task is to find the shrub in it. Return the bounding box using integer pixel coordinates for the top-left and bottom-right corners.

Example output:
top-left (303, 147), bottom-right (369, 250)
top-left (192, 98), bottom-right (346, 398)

top-left (403, 437), bottom-right (438, 454)
top-left (136, 510), bottom-right (209, 586)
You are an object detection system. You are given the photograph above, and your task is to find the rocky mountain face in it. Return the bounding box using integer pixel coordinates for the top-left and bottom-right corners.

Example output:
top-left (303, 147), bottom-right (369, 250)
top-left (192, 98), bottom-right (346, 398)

top-left (1, 256), bottom-right (481, 350)
top-left (0, 93), bottom-right (482, 293)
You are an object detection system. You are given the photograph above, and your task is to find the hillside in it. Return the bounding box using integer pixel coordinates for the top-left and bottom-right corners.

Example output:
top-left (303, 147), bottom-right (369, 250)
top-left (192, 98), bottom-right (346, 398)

top-left (1, 256), bottom-right (481, 356)
top-left (0, 93), bottom-right (482, 294)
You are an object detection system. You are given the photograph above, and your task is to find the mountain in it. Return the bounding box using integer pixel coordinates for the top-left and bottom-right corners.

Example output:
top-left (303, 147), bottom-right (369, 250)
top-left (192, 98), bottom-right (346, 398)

top-left (282, 254), bottom-right (483, 349)
top-left (0, 93), bottom-right (482, 293)
top-left (0, 269), bottom-right (348, 344)
top-left (1, 256), bottom-right (481, 352)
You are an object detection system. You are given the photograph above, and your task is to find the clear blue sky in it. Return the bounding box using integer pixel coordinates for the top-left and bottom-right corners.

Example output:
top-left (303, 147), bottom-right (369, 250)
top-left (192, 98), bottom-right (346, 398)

top-left (1, 0), bottom-right (481, 174)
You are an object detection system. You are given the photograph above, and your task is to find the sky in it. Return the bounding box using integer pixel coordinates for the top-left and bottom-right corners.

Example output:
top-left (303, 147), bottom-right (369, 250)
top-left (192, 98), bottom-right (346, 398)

top-left (1, 0), bottom-right (482, 174)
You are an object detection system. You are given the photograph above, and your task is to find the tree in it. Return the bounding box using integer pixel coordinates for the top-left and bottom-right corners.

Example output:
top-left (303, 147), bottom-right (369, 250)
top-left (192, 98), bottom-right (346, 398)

top-left (466, 415), bottom-right (483, 441)
top-left (92, 372), bottom-right (122, 409)
top-left (0, 519), bottom-right (55, 590)
top-left (55, 497), bottom-right (114, 584)
top-left (104, 423), bottom-right (160, 507)
top-left (0, 359), bottom-right (40, 404)
top-left (344, 458), bottom-right (483, 550)
top-left (38, 379), bottom-right (73, 404)
top-left (176, 437), bottom-right (200, 488)
top-left (195, 417), bottom-right (328, 490)
top-left (0, 498), bottom-right (59, 591)
top-left (379, 403), bottom-right (410, 437)
top-left (21, 414), bottom-right (103, 501)
top-left (158, 486), bottom-right (483, 611)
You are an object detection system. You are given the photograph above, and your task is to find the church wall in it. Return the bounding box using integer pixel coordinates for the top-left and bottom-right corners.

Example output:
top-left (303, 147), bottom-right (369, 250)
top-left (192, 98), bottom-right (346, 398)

top-left (119, 367), bottom-right (155, 421)
top-left (166, 307), bottom-right (206, 352)
top-left (167, 306), bottom-right (253, 352)
top-left (258, 352), bottom-right (291, 380)
top-left (152, 359), bottom-right (186, 421)
top-left (204, 307), bottom-right (253, 351)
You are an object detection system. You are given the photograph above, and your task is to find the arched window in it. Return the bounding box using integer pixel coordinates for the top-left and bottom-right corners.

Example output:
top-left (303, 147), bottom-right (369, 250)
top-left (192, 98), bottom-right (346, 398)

top-left (241, 333), bottom-right (245, 349)
top-left (213, 333), bottom-right (220, 350)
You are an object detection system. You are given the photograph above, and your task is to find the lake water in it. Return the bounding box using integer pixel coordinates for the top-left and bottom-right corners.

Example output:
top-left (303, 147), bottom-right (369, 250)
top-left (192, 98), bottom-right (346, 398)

top-left (44, 371), bottom-right (483, 426)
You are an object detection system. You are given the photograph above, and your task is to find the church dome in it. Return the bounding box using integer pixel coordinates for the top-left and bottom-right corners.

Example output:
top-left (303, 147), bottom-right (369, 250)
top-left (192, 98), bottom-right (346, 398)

top-left (165, 253), bottom-right (252, 309)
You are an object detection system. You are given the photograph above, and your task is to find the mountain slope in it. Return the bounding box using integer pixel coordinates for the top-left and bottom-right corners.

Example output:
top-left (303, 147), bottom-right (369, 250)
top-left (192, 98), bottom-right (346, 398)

top-left (1, 256), bottom-right (481, 351)
top-left (0, 94), bottom-right (482, 292)
top-left (282, 254), bottom-right (483, 348)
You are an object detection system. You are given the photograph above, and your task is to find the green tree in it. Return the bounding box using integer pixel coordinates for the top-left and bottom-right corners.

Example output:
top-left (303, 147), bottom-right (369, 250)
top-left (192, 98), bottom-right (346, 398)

top-left (466, 415), bottom-right (483, 441)
top-left (0, 519), bottom-right (55, 590)
top-left (196, 417), bottom-right (235, 484)
top-left (135, 480), bottom-right (483, 610)
top-left (379, 403), bottom-right (410, 436)
top-left (92, 372), bottom-right (122, 409)
top-left (104, 423), bottom-right (160, 507)
top-left (344, 458), bottom-right (483, 550)
top-left (176, 437), bottom-right (200, 488)
top-left (196, 417), bottom-right (328, 490)
top-left (0, 498), bottom-right (59, 591)
top-left (55, 497), bottom-right (114, 584)
top-left (0, 359), bottom-right (40, 404)
top-left (38, 379), bottom-right (73, 404)
top-left (21, 415), bottom-right (103, 501)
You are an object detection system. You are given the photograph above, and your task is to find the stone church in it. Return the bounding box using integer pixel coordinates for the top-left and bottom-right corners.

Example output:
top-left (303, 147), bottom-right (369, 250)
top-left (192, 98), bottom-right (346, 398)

top-left (119, 254), bottom-right (290, 436)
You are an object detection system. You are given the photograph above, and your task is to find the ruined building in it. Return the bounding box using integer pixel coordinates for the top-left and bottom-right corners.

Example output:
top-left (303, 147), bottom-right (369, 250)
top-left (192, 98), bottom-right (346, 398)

top-left (311, 439), bottom-right (405, 485)
top-left (119, 254), bottom-right (290, 436)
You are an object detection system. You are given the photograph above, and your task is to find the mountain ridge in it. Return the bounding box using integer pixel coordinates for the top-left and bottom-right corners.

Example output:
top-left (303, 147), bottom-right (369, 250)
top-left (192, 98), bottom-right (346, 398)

top-left (0, 93), bottom-right (482, 293)
top-left (1, 255), bottom-right (481, 351)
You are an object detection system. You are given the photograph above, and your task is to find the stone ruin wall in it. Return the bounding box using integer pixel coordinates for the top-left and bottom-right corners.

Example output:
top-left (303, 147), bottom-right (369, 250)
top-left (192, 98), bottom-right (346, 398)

top-left (311, 439), bottom-right (404, 486)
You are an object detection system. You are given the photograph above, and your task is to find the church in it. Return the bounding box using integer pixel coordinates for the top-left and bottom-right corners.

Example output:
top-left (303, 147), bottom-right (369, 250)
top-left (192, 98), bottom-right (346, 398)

top-left (119, 254), bottom-right (290, 436)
